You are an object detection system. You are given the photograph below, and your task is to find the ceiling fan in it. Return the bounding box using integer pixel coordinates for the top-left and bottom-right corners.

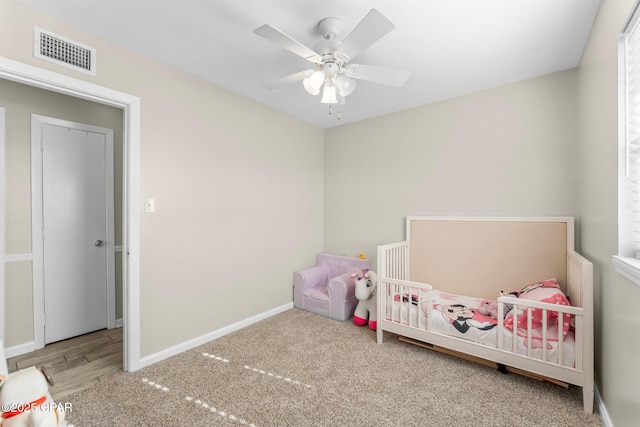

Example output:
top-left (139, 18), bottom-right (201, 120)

top-left (254, 9), bottom-right (410, 116)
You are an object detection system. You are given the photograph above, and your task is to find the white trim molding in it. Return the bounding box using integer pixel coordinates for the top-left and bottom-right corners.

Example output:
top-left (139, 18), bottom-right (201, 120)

top-left (4, 341), bottom-right (37, 359)
top-left (4, 253), bottom-right (33, 263)
top-left (0, 107), bottom-right (4, 343)
top-left (613, 255), bottom-right (640, 287)
top-left (6, 250), bottom-right (120, 263)
top-left (595, 383), bottom-right (613, 427)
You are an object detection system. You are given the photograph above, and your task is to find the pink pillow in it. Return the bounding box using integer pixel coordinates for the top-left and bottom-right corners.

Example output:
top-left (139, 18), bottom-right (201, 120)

top-left (504, 278), bottom-right (571, 339)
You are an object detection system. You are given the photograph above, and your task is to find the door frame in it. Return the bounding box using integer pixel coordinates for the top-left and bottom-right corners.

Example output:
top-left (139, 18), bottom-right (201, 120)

top-left (31, 115), bottom-right (116, 346)
top-left (0, 107), bottom-right (5, 347)
top-left (0, 56), bottom-right (141, 372)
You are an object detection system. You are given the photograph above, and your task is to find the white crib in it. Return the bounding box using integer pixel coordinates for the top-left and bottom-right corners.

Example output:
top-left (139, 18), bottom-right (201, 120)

top-left (376, 216), bottom-right (594, 413)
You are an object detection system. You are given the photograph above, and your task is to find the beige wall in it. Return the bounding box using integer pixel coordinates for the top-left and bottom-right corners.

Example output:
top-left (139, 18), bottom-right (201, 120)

top-left (4, 261), bottom-right (32, 347)
top-left (1, 78), bottom-right (124, 347)
top-left (578, 0), bottom-right (640, 425)
top-left (0, 0), bottom-right (324, 357)
top-left (324, 69), bottom-right (579, 265)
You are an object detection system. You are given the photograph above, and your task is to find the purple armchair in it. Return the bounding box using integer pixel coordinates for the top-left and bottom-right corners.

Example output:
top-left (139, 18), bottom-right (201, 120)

top-left (293, 253), bottom-right (370, 321)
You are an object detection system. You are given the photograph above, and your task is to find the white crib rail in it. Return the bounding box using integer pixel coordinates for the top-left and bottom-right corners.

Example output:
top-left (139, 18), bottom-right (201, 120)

top-left (496, 296), bottom-right (583, 369)
top-left (381, 278), bottom-right (432, 330)
top-left (377, 240), bottom-right (410, 281)
top-left (378, 241), bottom-right (411, 343)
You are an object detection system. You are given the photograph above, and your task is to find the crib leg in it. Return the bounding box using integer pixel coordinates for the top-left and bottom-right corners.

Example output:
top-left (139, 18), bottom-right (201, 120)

top-left (583, 388), bottom-right (594, 414)
top-left (376, 328), bottom-right (383, 344)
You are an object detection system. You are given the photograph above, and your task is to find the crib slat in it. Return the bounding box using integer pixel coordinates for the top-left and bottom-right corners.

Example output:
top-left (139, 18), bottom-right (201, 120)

top-left (410, 285), bottom-right (415, 327)
top-left (526, 307), bottom-right (533, 357)
top-left (392, 283), bottom-right (398, 323)
top-left (386, 281), bottom-right (392, 322)
top-left (542, 313), bottom-right (548, 362)
top-left (512, 304), bottom-right (518, 353)
top-left (417, 288), bottom-right (421, 329)
top-left (392, 247), bottom-right (397, 279)
top-left (408, 285), bottom-right (413, 327)
top-left (387, 282), bottom-right (392, 322)
top-left (402, 244), bottom-right (408, 280)
top-left (426, 291), bottom-right (432, 331)
top-left (557, 312), bottom-right (564, 366)
top-left (497, 302), bottom-right (504, 350)
top-left (574, 315), bottom-right (583, 371)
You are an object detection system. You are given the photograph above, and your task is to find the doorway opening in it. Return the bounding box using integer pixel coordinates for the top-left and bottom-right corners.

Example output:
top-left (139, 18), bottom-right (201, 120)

top-left (0, 56), bottom-right (141, 371)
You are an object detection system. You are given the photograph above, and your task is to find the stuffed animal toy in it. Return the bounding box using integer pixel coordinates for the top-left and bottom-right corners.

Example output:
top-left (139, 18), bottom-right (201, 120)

top-left (478, 299), bottom-right (500, 320)
top-left (352, 269), bottom-right (378, 331)
top-left (0, 366), bottom-right (67, 427)
top-left (478, 291), bottom-right (515, 320)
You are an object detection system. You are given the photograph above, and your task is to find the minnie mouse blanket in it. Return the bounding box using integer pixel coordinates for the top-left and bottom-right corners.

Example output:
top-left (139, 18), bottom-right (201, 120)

top-left (427, 290), bottom-right (575, 366)
top-left (389, 289), bottom-right (576, 367)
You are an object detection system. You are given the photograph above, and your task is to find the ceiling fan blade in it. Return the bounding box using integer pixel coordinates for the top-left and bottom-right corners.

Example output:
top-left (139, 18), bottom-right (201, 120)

top-left (346, 64), bottom-right (410, 88)
top-left (336, 9), bottom-right (395, 62)
top-left (261, 70), bottom-right (314, 89)
top-left (254, 24), bottom-right (322, 63)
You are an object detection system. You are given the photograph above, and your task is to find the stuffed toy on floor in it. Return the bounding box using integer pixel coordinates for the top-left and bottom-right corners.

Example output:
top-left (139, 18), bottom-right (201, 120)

top-left (353, 269), bottom-right (378, 331)
top-left (0, 366), bottom-right (67, 426)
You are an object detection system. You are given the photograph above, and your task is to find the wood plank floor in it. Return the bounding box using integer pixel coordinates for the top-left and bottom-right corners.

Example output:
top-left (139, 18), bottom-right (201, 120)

top-left (6, 328), bottom-right (123, 400)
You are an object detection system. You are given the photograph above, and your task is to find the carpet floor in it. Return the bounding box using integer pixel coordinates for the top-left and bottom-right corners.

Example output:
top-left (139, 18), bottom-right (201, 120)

top-left (61, 308), bottom-right (601, 426)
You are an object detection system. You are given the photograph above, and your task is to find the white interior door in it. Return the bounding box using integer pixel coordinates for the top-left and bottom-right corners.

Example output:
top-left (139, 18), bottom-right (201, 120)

top-left (33, 116), bottom-right (115, 344)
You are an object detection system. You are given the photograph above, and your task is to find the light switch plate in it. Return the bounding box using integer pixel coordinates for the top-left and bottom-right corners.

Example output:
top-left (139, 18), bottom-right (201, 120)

top-left (144, 198), bottom-right (155, 213)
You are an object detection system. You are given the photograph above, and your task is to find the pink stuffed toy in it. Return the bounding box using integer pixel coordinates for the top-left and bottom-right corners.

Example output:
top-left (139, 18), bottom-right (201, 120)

top-left (478, 299), bottom-right (500, 320)
top-left (478, 291), bottom-right (515, 320)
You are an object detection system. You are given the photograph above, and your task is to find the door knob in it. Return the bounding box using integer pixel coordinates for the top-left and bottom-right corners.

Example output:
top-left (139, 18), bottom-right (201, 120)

top-left (94, 240), bottom-right (104, 247)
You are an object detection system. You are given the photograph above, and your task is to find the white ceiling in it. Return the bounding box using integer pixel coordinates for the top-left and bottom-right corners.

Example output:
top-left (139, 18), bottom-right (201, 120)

top-left (16, 0), bottom-right (601, 129)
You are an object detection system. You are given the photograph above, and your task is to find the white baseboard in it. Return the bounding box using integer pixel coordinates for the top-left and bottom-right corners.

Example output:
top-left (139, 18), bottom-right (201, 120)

top-left (115, 318), bottom-right (123, 328)
top-left (595, 383), bottom-right (613, 427)
top-left (4, 341), bottom-right (37, 359)
top-left (138, 303), bottom-right (294, 370)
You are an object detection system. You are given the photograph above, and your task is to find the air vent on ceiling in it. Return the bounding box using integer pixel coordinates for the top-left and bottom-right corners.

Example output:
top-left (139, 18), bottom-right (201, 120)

top-left (34, 27), bottom-right (96, 75)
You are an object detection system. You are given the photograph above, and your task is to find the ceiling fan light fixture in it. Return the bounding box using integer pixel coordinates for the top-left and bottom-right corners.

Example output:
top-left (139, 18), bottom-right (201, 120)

top-left (320, 83), bottom-right (338, 104)
top-left (335, 72), bottom-right (356, 97)
top-left (303, 80), bottom-right (320, 96)
top-left (302, 70), bottom-right (325, 95)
